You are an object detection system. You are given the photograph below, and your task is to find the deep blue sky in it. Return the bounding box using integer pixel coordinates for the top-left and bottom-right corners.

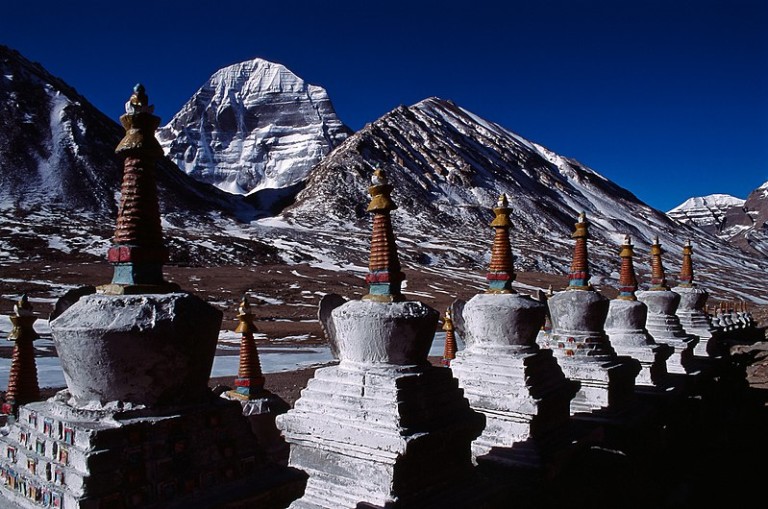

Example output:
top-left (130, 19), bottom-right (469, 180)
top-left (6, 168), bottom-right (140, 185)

top-left (3, 0), bottom-right (766, 211)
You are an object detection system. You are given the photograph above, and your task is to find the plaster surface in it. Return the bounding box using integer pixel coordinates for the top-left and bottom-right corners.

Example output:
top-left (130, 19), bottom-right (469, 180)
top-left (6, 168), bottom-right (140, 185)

top-left (673, 286), bottom-right (715, 357)
top-left (546, 290), bottom-right (613, 360)
top-left (450, 292), bottom-right (575, 470)
top-left (605, 299), bottom-right (672, 386)
top-left (636, 290), bottom-right (698, 374)
top-left (331, 300), bottom-right (438, 366)
top-left (461, 293), bottom-right (545, 348)
top-left (277, 299), bottom-right (485, 508)
top-left (50, 293), bottom-right (222, 408)
top-left (546, 290), bottom-right (639, 414)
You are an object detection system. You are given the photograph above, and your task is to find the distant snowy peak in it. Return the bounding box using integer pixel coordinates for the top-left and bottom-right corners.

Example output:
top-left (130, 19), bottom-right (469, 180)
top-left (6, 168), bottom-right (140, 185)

top-left (667, 193), bottom-right (749, 239)
top-left (668, 194), bottom-right (745, 214)
top-left (157, 57), bottom-right (351, 195)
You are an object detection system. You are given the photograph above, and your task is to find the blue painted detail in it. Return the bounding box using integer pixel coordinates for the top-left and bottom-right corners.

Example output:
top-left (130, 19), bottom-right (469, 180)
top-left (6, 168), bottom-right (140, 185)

top-left (111, 262), bottom-right (164, 285)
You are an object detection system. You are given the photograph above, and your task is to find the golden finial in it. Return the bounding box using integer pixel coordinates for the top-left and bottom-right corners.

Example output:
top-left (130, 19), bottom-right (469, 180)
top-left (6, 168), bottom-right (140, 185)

top-left (9, 295), bottom-right (37, 341)
top-left (235, 294), bottom-right (257, 334)
top-left (366, 169), bottom-right (397, 213)
top-left (125, 83), bottom-right (154, 114)
top-left (490, 193), bottom-right (512, 227)
top-left (442, 308), bottom-right (454, 331)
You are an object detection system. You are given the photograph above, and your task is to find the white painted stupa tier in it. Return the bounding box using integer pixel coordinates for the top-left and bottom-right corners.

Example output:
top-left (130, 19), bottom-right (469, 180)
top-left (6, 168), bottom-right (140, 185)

top-left (0, 293), bottom-right (287, 509)
top-left (672, 285), bottom-right (715, 357)
top-left (449, 293), bottom-right (577, 471)
top-left (546, 290), bottom-right (641, 414)
top-left (604, 299), bottom-right (673, 386)
top-left (635, 290), bottom-right (698, 374)
top-left (276, 300), bottom-right (486, 509)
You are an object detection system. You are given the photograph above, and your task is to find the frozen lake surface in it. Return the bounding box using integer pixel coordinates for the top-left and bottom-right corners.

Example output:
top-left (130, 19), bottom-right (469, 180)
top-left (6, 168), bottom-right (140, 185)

top-left (0, 324), bottom-right (454, 389)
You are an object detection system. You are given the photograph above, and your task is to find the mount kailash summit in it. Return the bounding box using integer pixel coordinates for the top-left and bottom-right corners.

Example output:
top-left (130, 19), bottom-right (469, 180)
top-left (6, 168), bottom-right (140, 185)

top-left (669, 186), bottom-right (768, 258)
top-left (156, 58), bottom-right (351, 195)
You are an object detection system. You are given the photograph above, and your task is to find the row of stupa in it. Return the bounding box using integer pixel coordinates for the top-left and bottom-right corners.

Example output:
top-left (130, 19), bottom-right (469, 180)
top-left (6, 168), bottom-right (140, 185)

top-left (0, 85), bottom-right (762, 509)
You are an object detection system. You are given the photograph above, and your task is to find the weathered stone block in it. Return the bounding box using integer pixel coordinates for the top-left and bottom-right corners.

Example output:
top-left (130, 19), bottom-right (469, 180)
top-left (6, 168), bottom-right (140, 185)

top-left (50, 293), bottom-right (222, 408)
top-left (605, 299), bottom-right (673, 386)
top-left (636, 290), bottom-right (698, 374)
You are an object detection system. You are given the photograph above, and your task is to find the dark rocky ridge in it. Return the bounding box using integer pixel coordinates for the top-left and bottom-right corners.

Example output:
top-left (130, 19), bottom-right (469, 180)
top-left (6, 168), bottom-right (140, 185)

top-left (281, 98), bottom-right (768, 300)
top-left (0, 44), bottom-right (256, 220)
top-left (0, 45), bottom-right (279, 267)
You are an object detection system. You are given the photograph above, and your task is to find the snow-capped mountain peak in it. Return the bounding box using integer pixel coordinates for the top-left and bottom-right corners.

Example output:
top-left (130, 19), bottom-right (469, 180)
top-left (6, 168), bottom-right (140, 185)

top-left (156, 57), bottom-right (351, 195)
top-left (667, 193), bottom-right (750, 242)
top-left (668, 194), bottom-right (745, 215)
top-left (282, 97), bottom-right (699, 272)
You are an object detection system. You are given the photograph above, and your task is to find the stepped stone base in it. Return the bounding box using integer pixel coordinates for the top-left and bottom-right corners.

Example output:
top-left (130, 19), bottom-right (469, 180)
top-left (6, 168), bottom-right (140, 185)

top-left (605, 299), bottom-right (672, 386)
top-left (450, 345), bottom-right (576, 470)
top-left (673, 286), bottom-right (714, 357)
top-left (0, 393), bottom-right (276, 509)
top-left (555, 355), bottom-right (641, 415)
top-left (637, 290), bottom-right (698, 374)
top-left (276, 363), bottom-right (485, 509)
top-left (643, 323), bottom-right (697, 375)
top-left (605, 330), bottom-right (673, 386)
top-left (222, 390), bottom-right (290, 466)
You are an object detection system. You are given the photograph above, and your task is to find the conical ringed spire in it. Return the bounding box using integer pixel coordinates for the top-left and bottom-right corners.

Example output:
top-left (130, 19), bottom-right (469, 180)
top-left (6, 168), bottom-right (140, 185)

top-left (617, 235), bottom-right (638, 300)
top-left (678, 239), bottom-right (694, 287)
top-left (486, 193), bottom-right (516, 293)
top-left (2, 294), bottom-right (41, 417)
top-left (567, 212), bottom-right (592, 290)
top-left (363, 169), bottom-right (405, 302)
top-left (102, 83), bottom-right (178, 295)
top-left (227, 294), bottom-right (265, 400)
top-left (649, 236), bottom-right (669, 290)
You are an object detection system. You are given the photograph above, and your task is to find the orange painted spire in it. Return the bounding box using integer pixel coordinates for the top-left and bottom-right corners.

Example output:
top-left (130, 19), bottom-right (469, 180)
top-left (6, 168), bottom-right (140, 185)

top-left (228, 295), bottom-right (265, 399)
top-left (363, 169), bottom-right (405, 302)
top-left (486, 193), bottom-right (516, 293)
top-left (104, 84), bottom-right (177, 294)
top-left (567, 212), bottom-right (592, 290)
top-left (649, 236), bottom-right (669, 290)
top-left (2, 295), bottom-right (40, 417)
top-left (617, 235), bottom-right (638, 300)
top-left (679, 239), bottom-right (694, 287)
top-left (441, 308), bottom-right (457, 366)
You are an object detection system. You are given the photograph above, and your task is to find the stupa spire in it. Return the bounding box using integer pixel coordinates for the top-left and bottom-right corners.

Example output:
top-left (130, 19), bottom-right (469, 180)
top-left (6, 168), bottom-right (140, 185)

top-left (2, 295), bottom-right (40, 417)
top-left (102, 83), bottom-right (177, 294)
top-left (441, 308), bottom-right (457, 366)
top-left (617, 235), bottom-right (638, 300)
top-left (227, 295), bottom-right (265, 399)
top-left (649, 236), bottom-right (669, 290)
top-left (363, 169), bottom-right (405, 302)
top-left (567, 212), bottom-right (592, 290)
top-left (678, 239), bottom-right (694, 287)
top-left (486, 194), bottom-right (516, 293)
